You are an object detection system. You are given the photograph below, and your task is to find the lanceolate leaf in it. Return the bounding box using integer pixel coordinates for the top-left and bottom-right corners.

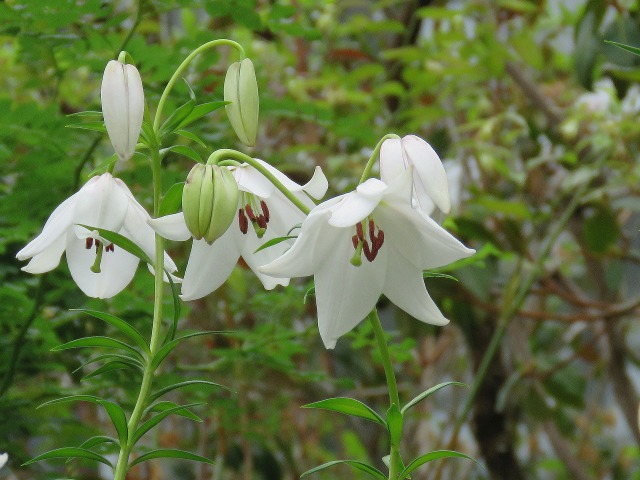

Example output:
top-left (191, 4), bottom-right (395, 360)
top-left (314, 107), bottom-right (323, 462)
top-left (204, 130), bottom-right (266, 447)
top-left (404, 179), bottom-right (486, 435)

top-left (81, 361), bottom-right (134, 380)
top-left (129, 449), bottom-right (214, 468)
top-left (23, 447), bottom-right (112, 467)
top-left (605, 40), bottom-right (640, 57)
top-left (132, 403), bottom-right (203, 444)
top-left (73, 353), bottom-right (144, 374)
top-left (399, 450), bottom-right (481, 478)
top-left (145, 401), bottom-right (203, 422)
top-left (159, 182), bottom-right (185, 217)
top-left (301, 460), bottom-right (387, 480)
top-left (160, 97), bottom-right (196, 137)
top-left (66, 122), bottom-right (107, 133)
top-left (77, 225), bottom-right (153, 265)
top-left (165, 273), bottom-right (182, 343)
top-left (303, 397), bottom-right (386, 426)
top-left (51, 336), bottom-right (143, 361)
top-left (175, 129), bottom-right (207, 148)
top-left (71, 309), bottom-right (150, 353)
top-left (149, 380), bottom-right (231, 403)
top-left (78, 436), bottom-right (118, 450)
top-left (177, 101), bottom-right (229, 129)
top-left (401, 382), bottom-right (468, 415)
top-left (152, 331), bottom-right (229, 370)
top-left (254, 235), bottom-right (297, 253)
top-left (160, 145), bottom-right (203, 163)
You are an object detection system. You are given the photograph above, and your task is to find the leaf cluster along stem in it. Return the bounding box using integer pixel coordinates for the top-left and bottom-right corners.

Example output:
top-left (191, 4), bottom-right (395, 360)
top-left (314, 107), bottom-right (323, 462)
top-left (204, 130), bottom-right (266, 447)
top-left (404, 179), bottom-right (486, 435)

top-left (153, 39), bottom-right (245, 135)
top-left (368, 309), bottom-right (402, 479)
top-left (207, 149), bottom-right (312, 215)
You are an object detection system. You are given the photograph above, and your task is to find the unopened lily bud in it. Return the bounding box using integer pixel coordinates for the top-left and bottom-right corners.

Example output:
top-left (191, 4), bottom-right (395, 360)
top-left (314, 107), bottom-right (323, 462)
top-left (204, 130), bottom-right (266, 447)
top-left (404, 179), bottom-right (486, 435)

top-left (182, 164), bottom-right (240, 244)
top-left (224, 58), bottom-right (259, 147)
top-left (101, 59), bottom-right (144, 162)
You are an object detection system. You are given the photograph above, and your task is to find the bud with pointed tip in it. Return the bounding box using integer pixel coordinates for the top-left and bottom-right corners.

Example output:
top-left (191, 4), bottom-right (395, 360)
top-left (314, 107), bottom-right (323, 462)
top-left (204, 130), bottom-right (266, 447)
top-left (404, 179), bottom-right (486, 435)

top-left (182, 164), bottom-right (240, 244)
top-left (101, 59), bottom-right (145, 162)
top-left (224, 58), bottom-right (259, 147)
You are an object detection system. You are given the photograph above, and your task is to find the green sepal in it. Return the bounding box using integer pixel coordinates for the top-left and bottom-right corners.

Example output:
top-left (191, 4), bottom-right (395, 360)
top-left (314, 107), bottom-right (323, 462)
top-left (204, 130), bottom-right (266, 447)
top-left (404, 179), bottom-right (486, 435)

top-left (128, 449), bottom-right (214, 468)
top-left (386, 404), bottom-right (403, 448)
top-left (23, 447), bottom-right (112, 468)
top-left (149, 379), bottom-right (231, 403)
top-left (303, 397), bottom-right (386, 426)
top-left (399, 450), bottom-right (482, 478)
top-left (401, 382), bottom-right (468, 415)
top-left (301, 460), bottom-right (386, 480)
top-left (71, 309), bottom-right (150, 353)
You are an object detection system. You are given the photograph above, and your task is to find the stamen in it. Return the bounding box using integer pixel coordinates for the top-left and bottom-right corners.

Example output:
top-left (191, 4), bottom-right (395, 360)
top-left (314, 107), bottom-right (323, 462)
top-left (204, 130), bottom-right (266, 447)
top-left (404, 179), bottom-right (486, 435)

top-left (352, 235), bottom-right (359, 249)
top-left (238, 208), bottom-right (248, 234)
top-left (106, 243), bottom-right (115, 253)
top-left (95, 239), bottom-right (101, 253)
top-left (245, 204), bottom-right (257, 221)
top-left (356, 222), bottom-right (365, 241)
top-left (260, 200), bottom-right (270, 223)
top-left (90, 242), bottom-right (104, 274)
top-left (369, 219), bottom-right (375, 240)
top-left (85, 238), bottom-right (94, 249)
top-left (374, 230), bottom-right (385, 251)
top-left (363, 240), bottom-right (376, 262)
top-left (257, 214), bottom-right (267, 229)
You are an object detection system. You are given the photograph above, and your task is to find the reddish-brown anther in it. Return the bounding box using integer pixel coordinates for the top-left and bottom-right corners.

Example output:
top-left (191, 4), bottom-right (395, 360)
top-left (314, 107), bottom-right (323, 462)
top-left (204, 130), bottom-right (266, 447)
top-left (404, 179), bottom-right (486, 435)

top-left (257, 214), bottom-right (267, 229)
top-left (238, 209), bottom-right (249, 234)
top-left (374, 230), bottom-right (385, 251)
top-left (85, 238), bottom-right (94, 249)
top-left (95, 239), bottom-right (102, 252)
top-left (352, 235), bottom-right (359, 249)
top-left (363, 240), bottom-right (376, 262)
top-left (245, 204), bottom-right (257, 221)
top-left (106, 243), bottom-right (115, 252)
top-left (260, 200), bottom-right (270, 223)
top-left (369, 219), bottom-right (375, 240)
top-left (356, 222), bottom-right (365, 241)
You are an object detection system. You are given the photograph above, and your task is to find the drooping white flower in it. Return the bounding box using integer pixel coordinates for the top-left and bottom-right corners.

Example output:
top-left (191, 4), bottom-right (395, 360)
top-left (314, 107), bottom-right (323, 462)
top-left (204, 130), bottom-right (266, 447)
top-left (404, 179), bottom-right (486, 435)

top-left (16, 173), bottom-right (177, 299)
top-left (101, 60), bottom-right (145, 162)
top-left (0, 453), bottom-right (7, 470)
top-left (260, 172), bottom-right (474, 349)
top-left (380, 135), bottom-right (451, 216)
top-left (149, 159), bottom-right (328, 300)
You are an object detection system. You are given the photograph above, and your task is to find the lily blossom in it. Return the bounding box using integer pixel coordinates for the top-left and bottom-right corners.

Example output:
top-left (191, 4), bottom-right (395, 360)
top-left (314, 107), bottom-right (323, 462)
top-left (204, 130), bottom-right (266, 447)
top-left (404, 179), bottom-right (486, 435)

top-left (380, 135), bottom-right (451, 216)
top-left (16, 173), bottom-right (178, 299)
top-left (0, 453), bottom-right (6, 470)
top-left (101, 59), bottom-right (145, 162)
top-left (149, 159), bottom-right (328, 300)
top-left (260, 172), bottom-right (474, 349)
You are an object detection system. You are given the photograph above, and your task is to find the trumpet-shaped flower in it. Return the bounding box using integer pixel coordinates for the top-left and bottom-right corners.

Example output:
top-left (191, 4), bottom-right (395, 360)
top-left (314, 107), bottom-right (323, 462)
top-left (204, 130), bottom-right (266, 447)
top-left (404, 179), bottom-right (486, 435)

top-left (149, 159), bottom-right (328, 300)
top-left (380, 135), bottom-right (451, 216)
top-left (101, 60), bottom-right (145, 162)
top-left (16, 173), bottom-right (178, 299)
top-left (260, 172), bottom-right (474, 349)
top-left (0, 453), bottom-right (6, 470)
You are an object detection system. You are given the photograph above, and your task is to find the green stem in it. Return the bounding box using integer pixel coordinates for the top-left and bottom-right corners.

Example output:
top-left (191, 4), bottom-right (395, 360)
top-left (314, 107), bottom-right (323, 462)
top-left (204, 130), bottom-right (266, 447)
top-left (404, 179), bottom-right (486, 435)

top-left (368, 309), bottom-right (401, 479)
top-left (153, 39), bottom-right (245, 135)
top-left (112, 131), bottom-right (166, 480)
top-left (207, 149), bottom-right (311, 215)
top-left (358, 134), bottom-right (400, 185)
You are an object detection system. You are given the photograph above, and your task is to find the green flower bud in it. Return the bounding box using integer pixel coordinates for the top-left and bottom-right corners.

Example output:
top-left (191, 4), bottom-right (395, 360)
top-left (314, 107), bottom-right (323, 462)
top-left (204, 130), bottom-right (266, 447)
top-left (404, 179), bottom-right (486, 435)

top-left (182, 164), bottom-right (240, 244)
top-left (224, 58), bottom-right (259, 147)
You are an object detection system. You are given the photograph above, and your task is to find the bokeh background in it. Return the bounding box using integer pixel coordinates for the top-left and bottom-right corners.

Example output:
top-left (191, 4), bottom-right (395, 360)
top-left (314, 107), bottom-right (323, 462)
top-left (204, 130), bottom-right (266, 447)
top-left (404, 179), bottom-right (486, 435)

top-left (2, 0), bottom-right (640, 479)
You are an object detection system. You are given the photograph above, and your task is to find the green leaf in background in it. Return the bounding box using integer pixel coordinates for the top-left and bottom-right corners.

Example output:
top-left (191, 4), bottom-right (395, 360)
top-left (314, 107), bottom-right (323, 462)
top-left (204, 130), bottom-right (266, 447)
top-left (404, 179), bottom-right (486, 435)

top-left (132, 403), bottom-right (203, 444)
top-left (66, 121), bottom-right (107, 133)
top-left (300, 460), bottom-right (387, 479)
top-left (174, 129), bottom-right (207, 148)
top-left (399, 450), bottom-right (482, 477)
top-left (72, 309), bottom-right (150, 353)
top-left (51, 336), bottom-right (143, 360)
top-left (177, 101), bottom-right (229, 129)
top-left (128, 449), bottom-right (214, 468)
top-left (303, 397), bottom-right (386, 426)
top-left (73, 353), bottom-right (144, 374)
top-left (402, 382), bottom-right (469, 415)
top-left (145, 401), bottom-right (203, 422)
top-left (149, 380), bottom-right (231, 403)
top-left (159, 182), bottom-right (185, 217)
top-left (254, 235), bottom-right (297, 253)
top-left (23, 447), bottom-right (113, 467)
top-left (604, 40), bottom-right (640, 56)
top-left (152, 331), bottom-right (230, 370)
top-left (160, 144), bottom-right (203, 163)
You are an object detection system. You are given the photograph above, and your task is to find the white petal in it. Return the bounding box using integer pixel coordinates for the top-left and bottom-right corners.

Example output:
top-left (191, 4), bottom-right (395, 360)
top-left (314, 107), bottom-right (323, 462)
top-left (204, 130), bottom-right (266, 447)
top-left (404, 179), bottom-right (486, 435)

top-left (148, 213), bottom-right (192, 241)
top-left (124, 63), bottom-right (144, 161)
top-left (302, 166), bottom-right (329, 199)
top-left (73, 174), bottom-right (129, 238)
top-left (0, 453), bottom-right (7, 470)
top-left (21, 234), bottom-right (66, 274)
top-left (65, 230), bottom-right (138, 298)
top-left (379, 138), bottom-right (407, 185)
top-left (328, 179), bottom-right (387, 228)
top-left (383, 244), bottom-right (448, 326)
top-left (376, 201), bottom-right (474, 270)
top-left (402, 135), bottom-right (451, 214)
top-left (180, 231), bottom-right (242, 301)
top-left (315, 235), bottom-right (386, 349)
top-left (16, 193), bottom-right (77, 260)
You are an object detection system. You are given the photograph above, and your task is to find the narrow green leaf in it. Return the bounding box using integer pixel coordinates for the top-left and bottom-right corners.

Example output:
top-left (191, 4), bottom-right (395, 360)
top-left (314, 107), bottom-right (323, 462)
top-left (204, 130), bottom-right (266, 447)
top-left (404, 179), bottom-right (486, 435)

top-left (161, 145), bottom-right (203, 163)
top-left (401, 382), bottom-right (468, 415)
top-left (159, 182), bottom-right (185, 217)
top-left (78, 436), bottom-right (118, 450)
top-left (605, 40), bottom-right (640, 57)
top-left (67, 110), bottom-right (103, 118)
top-left (301, 460), bottom-right (386, 480)
top-left (160, 98), bottom-right (196, 137)
top-left (73, 354), bottom-right (144, 374)
top-left (85, 155), bottom-right (117, 178)
top-left (23, 447), bottom-right (112, 467)
top-left (254, 235), bottom-right (297, 253)
top-left (152, 331), bottom-right (229, 370)
top-left (145, 401), bottom-right (203, 422)
top-left (177, 101), bottom-right (229, 129)
top-left (51, 336), bottom-right (143, 360)
top-left (399, 451), bottom-right (481, 478)
top-left (387, 405), bottom-right (403, 448)
top-left (76, 225), bottom-right (153, 265)
top-left (132, 403), bottom-right (202, 445)
top-left (98, 400), bottom-right (129, 446)
top-left (422, 271), bottom-right (458, 281)
top-left (303, 397), bottom-right (386, 426)
top-left (38, 395), bottom-right (104, 410)
top-left (149, 380), bottom-right (231, 403)
top-left (175, 129), bottom-right (207, 148)
top-left (163, 274), bottom-right (182, 344)
top-left (72, 309), bottom-right (150, 353)
top-left (140, 120), bottom-right (156, 146)
top-left (66, 122), bottom-right (106, 133)
top-left (129, 449), bottom-right (214, 468)
top-left (82, 361), bottom-right (133, 380)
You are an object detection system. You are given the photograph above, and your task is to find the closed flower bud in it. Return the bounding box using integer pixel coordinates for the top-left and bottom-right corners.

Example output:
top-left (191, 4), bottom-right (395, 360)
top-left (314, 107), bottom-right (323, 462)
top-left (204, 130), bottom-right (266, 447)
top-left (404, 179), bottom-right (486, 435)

top-left (224, 58), bottom-right (259, 147)
top-left (101, 60), bottom-right (145, 162)
top-left (182, 164), bottom-right (240, 244)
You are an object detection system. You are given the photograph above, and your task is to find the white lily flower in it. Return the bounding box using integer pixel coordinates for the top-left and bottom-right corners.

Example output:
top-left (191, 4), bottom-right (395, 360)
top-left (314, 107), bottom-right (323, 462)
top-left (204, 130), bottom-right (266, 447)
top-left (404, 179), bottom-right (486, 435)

top-left (260, 172), bottom-right (474, 349)
top-left (16, 173), bottom-right (178, 299)
top-left (0, 453), bottom-right (7, 470)
top-left (101, 60), bottom-right (144, 162)
top-left (380, 135), bottom-right (451, 216)
top-left (149, 159), bottom-right (328, 300)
